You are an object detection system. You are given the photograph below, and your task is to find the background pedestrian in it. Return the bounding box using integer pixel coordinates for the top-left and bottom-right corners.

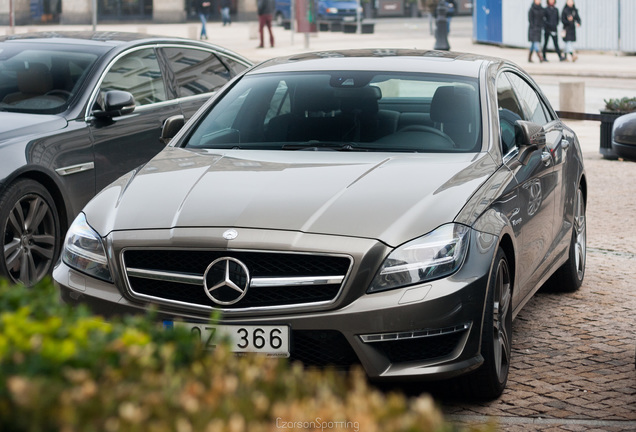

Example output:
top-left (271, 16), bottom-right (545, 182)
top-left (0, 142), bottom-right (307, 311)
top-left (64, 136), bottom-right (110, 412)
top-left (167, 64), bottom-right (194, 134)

top-left (562, 0), bottom-right (581, 62)
top-left (542, 0), bottom-right (564, 61)
top-left (199, 0), bottom-right (211, 39)
top-left (528, 0), bottom-right (545, 63)
top-left (257, 0), bottom-right (275, 48)
top-left (221, 0), bottom-right (231, 26)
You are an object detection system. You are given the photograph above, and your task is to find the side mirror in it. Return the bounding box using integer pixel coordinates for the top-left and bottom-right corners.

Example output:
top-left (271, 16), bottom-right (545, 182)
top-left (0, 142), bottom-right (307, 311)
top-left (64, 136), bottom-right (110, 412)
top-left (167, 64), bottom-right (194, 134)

top-left (161, 115), bottom-right (185, 145)
top-left (515, 120), bottom-right (546, 148)
top-left (93, 90), bottom-right (136, 118)
top-left (515, 120), bottom-right (546, 165)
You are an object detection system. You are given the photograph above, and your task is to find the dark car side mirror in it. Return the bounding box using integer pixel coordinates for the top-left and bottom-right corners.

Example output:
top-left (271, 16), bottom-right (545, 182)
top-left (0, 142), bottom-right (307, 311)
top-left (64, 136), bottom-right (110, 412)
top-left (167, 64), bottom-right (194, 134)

top-left (161, 115), bottom-right (185, 145)
top-left (92, 90), bottom-right (136, 119)
top-left (515, 120), bottom-right (546, 165)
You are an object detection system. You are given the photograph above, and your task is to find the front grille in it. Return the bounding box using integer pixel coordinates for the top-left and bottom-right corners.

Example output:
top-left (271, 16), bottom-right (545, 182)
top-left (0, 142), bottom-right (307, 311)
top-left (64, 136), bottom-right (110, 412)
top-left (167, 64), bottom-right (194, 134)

top-left (374, 330), bottom-right (465, 364)
top-left (290, 330), bottom-right (360, 368)
top-left (122, 250), bottom-right (351, 310)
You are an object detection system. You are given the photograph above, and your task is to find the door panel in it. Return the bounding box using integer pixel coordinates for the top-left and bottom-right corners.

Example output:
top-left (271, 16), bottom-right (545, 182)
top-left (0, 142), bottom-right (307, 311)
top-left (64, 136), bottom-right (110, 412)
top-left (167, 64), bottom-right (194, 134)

top-left (497, 72), bottom-right (557, 299)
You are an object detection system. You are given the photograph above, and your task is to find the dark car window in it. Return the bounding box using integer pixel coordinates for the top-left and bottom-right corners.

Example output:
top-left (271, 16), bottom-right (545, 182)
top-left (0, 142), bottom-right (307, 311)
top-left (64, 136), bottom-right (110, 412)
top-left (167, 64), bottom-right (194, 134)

top-left (222, 56), bottom-right (250, 76)
top-left (100, 48), bottom-right (166, 106)
top-left (505, 72), bottom-right (550, 126)
top-left (162, 47), bottom-right (232, 97)
top-left (496, 73), bottom-right (524, 155)
top-left (0, 48), bottom-right (98, 114)
top-left (184, 72), bottom-right (481, 153)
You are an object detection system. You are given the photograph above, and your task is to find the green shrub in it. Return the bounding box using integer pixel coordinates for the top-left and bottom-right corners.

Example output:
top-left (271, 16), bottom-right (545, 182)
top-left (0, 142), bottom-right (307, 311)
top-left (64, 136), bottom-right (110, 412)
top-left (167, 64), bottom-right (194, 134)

top-left (603, 97), bottom-right (636, 113)
top-left (0, 279), bottom-right (493, 432)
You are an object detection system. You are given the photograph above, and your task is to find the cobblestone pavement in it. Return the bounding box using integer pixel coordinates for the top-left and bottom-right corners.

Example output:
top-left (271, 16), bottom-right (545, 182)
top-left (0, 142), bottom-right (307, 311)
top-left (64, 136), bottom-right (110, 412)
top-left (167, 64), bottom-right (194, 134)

top-left (442, 125), bottom-right (636, 431)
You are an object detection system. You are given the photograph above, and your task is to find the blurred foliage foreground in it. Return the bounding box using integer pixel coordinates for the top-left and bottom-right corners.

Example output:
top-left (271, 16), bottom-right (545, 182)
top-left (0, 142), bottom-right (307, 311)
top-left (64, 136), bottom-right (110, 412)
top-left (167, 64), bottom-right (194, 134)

top-left (0, 279), bottom-right (493, 432)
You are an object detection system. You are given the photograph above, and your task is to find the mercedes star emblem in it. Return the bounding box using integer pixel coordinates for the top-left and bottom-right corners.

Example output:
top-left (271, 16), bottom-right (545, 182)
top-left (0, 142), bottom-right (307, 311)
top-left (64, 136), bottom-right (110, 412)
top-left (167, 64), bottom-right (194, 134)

top-left (223, 229), bottom-right (238, 240)
top-left (203, 257), bottom-right (250, 306)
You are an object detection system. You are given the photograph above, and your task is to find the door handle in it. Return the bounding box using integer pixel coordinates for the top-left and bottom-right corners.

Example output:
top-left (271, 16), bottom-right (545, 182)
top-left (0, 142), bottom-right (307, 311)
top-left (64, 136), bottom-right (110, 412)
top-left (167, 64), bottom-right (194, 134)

top-left (561, 139), bottom-right (570, 150)
top-left (541, 152), bottom-right (552, 166)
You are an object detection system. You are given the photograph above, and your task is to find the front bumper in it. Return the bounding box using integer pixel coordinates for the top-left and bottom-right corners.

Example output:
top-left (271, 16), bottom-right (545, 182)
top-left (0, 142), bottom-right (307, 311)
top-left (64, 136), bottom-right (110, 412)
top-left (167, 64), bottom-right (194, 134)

top-left (54, 227), bottom-right (497, 381)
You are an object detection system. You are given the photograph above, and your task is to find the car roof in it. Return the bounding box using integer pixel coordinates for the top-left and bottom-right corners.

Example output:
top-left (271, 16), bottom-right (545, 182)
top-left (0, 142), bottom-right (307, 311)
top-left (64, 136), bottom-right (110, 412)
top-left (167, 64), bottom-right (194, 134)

top-left (247, 49), bottom-right (504, 78)
top-left (0, 31), bottom-right (240, 53)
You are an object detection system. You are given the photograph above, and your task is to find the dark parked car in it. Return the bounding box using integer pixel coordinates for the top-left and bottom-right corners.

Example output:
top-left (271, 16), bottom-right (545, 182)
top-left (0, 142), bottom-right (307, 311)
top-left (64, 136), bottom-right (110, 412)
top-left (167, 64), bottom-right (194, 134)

top-left (0, 32), bottom-right (251, 286)
top-left (611, 112), bottom-right (636, 161)
top-left (54, 49), bottom-right (587, 400)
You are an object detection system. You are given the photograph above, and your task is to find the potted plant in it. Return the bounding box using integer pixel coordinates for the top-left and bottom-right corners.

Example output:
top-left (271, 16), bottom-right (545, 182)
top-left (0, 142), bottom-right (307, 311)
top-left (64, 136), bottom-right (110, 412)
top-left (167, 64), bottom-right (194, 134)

top-left (600, 97), bottom-right (636, 159)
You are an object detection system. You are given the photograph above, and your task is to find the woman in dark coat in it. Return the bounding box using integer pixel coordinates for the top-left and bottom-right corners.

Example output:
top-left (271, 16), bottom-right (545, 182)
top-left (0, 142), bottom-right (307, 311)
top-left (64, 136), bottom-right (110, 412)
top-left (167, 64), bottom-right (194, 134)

top-left (528, 0), bottom-right (545, 63)
top-left (542, 0), bottom-right (564, 61)
top-left (562, 0), bottom-right (581, 61)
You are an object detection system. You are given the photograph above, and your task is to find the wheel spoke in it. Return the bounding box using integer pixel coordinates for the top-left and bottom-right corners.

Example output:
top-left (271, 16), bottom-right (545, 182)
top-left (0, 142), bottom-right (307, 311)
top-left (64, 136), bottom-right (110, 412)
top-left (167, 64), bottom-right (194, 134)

top-left (8, 205), bottom-right (25, 235)
top-left (25, 196), bottom-right (48, 231)
top-left (32, 233), bottom-right (55, 247)
top-left (19, 250), bottom-right (36, 285)
top-left (4, 239), bottom-right (22, 270)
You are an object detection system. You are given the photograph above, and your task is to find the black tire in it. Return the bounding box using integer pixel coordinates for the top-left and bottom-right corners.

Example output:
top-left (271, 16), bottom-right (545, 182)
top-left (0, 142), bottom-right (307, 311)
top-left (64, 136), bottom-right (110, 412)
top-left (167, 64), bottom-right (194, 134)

top-left (464, 247), bottom-right (512, 400)
top-left (0, 179), bottom-right (61, 286)
top-left (547, 186), bottom-right (586, 292)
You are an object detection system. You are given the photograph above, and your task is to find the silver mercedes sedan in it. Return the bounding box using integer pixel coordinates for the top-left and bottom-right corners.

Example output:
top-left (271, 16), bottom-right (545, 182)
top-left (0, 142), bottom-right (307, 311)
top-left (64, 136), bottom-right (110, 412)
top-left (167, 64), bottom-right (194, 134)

top-left (54, 49), bottom-right (587, 400)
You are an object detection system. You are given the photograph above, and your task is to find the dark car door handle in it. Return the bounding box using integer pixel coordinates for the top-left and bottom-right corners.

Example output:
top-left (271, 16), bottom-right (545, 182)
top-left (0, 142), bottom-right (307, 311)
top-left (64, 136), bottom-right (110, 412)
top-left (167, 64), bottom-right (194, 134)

top-left (561, 139), bottom-right (570, 150)
top-left (541, 152), bottom-right (552, 166)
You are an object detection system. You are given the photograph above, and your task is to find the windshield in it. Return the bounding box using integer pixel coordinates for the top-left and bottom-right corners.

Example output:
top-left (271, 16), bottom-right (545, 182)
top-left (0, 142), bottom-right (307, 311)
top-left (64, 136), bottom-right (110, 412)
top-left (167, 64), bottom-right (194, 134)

top-left (0, 46), bottom-right (98, 114)
top-left (184, 71), bottom-right (481, 153)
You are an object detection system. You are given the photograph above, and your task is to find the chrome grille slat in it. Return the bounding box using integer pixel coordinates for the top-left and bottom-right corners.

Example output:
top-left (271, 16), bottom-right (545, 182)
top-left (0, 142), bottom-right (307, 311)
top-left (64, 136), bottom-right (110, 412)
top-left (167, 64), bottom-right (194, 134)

top-left (126, 267), bottom-right (344, 288)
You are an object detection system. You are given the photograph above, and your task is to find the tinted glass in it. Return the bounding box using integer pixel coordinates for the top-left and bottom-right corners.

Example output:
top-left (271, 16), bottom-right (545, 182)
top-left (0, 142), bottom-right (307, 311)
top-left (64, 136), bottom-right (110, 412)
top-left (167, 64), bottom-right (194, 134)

top-left (0, 47), bottom-right (98, 114)
top-left (163, 47), bottom-right (232, 97)
top-left (505, 72), bottom-right (549, 125)
top-left (101, 48), bottom-right (166, 106)
top-left (184, 72), bottom-right (481, 153)
top-left (496, 73), bottom-right (524, 154)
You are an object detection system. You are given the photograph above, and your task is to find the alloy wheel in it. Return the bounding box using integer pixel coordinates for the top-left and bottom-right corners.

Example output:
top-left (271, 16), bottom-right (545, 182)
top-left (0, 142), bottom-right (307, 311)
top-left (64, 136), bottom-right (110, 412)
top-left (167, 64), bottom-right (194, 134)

top-left (3, 193), bottom-right (57, 286)
top-left (573, 188), bottom-right (586, 281)
top-left (492, 257), bottom-right (512, 383)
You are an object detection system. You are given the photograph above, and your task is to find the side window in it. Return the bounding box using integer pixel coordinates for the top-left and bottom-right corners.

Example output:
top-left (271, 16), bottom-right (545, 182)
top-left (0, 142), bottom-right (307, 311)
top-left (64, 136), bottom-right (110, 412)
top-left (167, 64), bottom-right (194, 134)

top-left (506, 73), bottom-right (549, 125)
top-left (222, 56), bottom-right (249, 75)
top-left (162, 47), bottom-right (231, 97)
top-left (101, 48), bottom-right (166, 106)
top-left (496, 73), bottom-right (524, 154)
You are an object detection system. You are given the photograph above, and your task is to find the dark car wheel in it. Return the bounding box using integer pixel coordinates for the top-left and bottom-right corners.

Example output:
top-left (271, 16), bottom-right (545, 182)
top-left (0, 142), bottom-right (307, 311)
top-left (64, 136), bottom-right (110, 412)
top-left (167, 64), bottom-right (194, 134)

top-left (464, 247), bottom-right (512, 400)
top-left (0, 179), bottom-right (60, 286)
top-left (548, 186), bottom-right (586, 292)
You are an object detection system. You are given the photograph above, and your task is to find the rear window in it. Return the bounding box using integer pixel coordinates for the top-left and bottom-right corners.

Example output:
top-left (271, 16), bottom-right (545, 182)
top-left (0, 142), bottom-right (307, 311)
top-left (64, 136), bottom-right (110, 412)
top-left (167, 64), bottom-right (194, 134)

top-left (184, 71), bottom-right (481, 153)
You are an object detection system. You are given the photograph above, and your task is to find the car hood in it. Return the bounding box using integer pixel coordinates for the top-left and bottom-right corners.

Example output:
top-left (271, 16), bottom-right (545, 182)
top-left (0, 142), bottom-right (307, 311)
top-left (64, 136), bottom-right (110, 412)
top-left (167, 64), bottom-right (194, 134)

top-left (0, 112), bottom-right (67, 142)
top-left (85, 147), bottom-right (497, 247)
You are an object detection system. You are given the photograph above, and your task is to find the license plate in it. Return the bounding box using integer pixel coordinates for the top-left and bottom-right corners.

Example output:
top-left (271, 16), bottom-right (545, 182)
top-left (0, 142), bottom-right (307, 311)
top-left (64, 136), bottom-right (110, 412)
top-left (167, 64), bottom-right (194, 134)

top-left (343, 16), bottom-right (355, 21)
top-left (165, 321), bottom-right (290, 357)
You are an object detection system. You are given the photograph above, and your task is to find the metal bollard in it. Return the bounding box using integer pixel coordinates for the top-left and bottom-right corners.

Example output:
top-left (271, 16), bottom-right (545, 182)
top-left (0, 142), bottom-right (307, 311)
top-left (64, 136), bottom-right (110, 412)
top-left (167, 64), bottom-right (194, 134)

top-left (433, 1), bottom-right (450, 51)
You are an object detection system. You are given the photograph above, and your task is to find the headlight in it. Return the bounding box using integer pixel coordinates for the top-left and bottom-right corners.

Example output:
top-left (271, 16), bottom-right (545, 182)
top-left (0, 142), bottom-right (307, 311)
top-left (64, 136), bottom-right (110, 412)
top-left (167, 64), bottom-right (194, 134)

top-left (62, 213), bottom-right (112, 282)
top-left (368, 224), bottom-right (470, 293)
top-left (326, 7), bottom-right (338, 13)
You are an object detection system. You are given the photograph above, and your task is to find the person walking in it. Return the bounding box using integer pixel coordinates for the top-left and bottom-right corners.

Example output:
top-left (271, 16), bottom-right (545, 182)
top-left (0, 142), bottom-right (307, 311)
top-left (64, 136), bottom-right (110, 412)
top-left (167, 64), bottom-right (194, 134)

top-left (198, 0), bottom-right (211, 40)
top-left (220, 0), bottom-right (231, 26)
top-left (562, 0), bottom-right (581, 62)
top-left (528, 0), bottom-right (545, 63)
top-left (542, 0), bottom-right (564, 61)
top-left (257, 0), bottom-right (275, 48)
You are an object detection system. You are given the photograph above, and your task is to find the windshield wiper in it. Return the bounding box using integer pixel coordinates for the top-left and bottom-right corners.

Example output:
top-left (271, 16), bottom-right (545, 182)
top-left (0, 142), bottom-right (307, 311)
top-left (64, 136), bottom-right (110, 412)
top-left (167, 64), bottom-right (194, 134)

top-left (281, 141), bottom-right (366, 151)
